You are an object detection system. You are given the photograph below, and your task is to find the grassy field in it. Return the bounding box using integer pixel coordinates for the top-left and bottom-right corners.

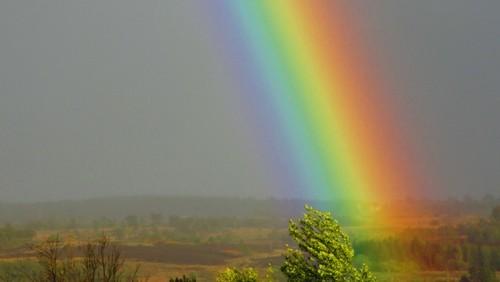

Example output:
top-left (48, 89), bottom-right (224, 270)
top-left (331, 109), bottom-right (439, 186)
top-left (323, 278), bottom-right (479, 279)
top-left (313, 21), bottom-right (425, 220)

top-left (1, 224), bottom-right (492, 281)
top-left (1, 197), bottom-right (498, 281)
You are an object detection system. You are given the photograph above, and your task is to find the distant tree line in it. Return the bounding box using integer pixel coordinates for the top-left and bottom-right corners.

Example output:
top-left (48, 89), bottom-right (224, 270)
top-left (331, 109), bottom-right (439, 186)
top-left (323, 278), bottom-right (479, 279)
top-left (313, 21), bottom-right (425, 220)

top-left (2, 195), bottom-right (498, 226)
top-left (0, 224), bottom-right (35, 249)
top-left (354, 206), bottom-right (500, 281)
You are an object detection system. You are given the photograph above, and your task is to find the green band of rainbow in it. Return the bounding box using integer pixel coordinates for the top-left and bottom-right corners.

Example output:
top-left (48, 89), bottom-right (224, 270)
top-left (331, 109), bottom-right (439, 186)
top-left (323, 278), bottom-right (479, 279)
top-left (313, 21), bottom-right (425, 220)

top-left (207, 1), bottom-right (424, 223)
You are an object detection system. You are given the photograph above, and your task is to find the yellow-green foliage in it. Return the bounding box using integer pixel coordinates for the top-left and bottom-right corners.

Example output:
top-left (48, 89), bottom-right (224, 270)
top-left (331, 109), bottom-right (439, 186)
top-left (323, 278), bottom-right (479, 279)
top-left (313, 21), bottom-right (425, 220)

top-left (215, 267), bottom-right (258, 282)
top-left (281, 205), bottom-right (375, 282)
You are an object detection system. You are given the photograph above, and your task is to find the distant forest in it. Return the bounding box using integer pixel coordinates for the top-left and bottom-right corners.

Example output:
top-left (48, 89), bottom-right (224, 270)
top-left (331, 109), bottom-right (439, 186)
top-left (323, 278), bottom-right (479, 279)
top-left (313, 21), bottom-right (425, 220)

top-left (0, 195), bottom-right (498, 225)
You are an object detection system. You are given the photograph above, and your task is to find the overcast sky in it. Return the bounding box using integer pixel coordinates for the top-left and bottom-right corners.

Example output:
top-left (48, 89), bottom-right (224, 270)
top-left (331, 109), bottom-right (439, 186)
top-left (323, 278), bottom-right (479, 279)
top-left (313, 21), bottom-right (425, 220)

top-left (0, 1), bottom-right (499, 202)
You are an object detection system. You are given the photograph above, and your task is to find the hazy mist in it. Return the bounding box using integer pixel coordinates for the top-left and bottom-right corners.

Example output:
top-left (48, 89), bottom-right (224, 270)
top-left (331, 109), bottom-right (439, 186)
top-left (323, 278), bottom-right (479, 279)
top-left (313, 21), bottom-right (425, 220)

top-left (1, 0), bottom-right (499, 202)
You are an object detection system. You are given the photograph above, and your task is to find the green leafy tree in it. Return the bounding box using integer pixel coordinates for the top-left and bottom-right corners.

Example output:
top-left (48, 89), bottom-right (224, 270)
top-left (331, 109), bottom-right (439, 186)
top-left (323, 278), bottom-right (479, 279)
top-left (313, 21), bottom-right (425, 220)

top-left (281, 205), bottom-right (375, 281)
top-left (263, 264), bottom-right (280, 282)
top-left (215, 267), bottom-right (258, 282)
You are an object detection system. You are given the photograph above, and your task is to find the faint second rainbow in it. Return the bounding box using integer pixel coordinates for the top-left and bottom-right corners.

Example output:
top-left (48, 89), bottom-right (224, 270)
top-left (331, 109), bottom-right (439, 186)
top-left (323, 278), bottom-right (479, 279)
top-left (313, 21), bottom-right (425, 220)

top-left (205, 1), bottom-right (424, 222)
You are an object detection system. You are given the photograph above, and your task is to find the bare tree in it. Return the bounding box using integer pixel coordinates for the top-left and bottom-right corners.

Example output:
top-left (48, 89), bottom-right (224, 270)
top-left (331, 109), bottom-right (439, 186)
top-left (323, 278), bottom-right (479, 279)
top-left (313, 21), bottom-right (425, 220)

top-left (31, 236), bottom-right (64, 282)
top-left (30, 236), bottom-right (142, 282)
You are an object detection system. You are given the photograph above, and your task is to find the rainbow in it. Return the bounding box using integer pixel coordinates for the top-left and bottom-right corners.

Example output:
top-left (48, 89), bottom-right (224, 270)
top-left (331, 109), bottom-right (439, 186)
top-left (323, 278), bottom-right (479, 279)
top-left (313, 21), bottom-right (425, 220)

top-left (205, 1), bottom-right (423, 223)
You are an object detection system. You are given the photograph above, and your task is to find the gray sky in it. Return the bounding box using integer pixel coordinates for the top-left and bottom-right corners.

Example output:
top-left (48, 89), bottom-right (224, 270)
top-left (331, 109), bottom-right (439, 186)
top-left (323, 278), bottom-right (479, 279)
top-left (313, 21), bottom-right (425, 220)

top-left (353, 0), bottom-right (500, 198)
top-left (0, 1), bottom-right (499, 202)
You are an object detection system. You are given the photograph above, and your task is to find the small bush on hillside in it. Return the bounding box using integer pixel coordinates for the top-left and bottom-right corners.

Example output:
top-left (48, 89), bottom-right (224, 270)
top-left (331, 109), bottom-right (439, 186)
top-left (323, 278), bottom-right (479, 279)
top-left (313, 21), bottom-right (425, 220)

top-left (215, 267), bottom-right (258, 282)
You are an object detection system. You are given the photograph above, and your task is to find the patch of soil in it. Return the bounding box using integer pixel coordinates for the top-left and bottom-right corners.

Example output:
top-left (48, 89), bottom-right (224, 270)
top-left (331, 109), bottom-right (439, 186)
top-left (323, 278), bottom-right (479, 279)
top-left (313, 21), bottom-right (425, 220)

top-left (120, 243), bottom-right (242, 265)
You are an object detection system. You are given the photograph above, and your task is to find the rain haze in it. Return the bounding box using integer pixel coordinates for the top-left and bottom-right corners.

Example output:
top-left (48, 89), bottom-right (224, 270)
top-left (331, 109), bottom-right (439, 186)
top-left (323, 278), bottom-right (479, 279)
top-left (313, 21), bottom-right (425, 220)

top-left (1, 0), bottom-right (499, 202)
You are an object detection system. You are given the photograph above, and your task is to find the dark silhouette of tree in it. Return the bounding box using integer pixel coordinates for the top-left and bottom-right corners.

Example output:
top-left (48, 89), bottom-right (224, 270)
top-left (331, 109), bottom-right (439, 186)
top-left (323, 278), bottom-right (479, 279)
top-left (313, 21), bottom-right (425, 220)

top-left (169, 274), bottom-right (197, 282)
top-left (30, 236), bottom-right (141, 282)
top-left (124, 216), bottom-right (139, 228)
top-left (150, 213), bottom-right (163, 226)
top-left (492, 205), bottom-right (500, 222)
top-left (468, 245), bottom-right (496, 282)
